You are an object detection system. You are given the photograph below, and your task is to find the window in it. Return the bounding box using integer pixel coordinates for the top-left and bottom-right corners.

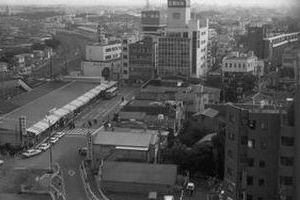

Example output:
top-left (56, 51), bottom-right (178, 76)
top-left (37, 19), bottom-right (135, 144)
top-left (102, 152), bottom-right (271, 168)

top-left (286, 196), bottom-right (293, 200)
top-left (261, 122), bottom-right (268, 130)
top-left (228, 132), bottom-right (235, 140)
top-left (123, 70), bottom-right (128, 74)
top-left (173, 13), bottom-right (181, 19)
top-left (247, 176), bottom-right (254, 185)
top-left (261, 141), bottom-right (267, 150)
top-left (248, 139), bottom-right (255, 149)
top-left (247, 195), bottom-right (253, 200)
top-left (258, 179), bottom-right (265, 186)
top-left (248, 158), bottom-right (254, 167)
top-left (241, 136), bottom-right (248, 145)
top-left (249, 120), bottom-right (256, 129)
top-left (123, 55), bottom-right (128, 59)
top-left (183, 32), bottom-right (188, 38)
top-left (230, 63), bottom-right (232, 68)
top-left (227, 150), bottom-right (233, 158)
top-left (229, 113), bottom-right (235, 122)
top-left (280, 176), bottom-right (293, 185)
top-left (238, 63), bottom-right (241, 68)
top-left (280, 157), bottom-right (294, 166)
top-left (281, 137), bottom-right (295, 146)
top-left (259, 160), bottom-right (266, 168)
top-left (227, 167), bottom-right (233, 176)
top-left (225, 63), bottom-right (228, 68)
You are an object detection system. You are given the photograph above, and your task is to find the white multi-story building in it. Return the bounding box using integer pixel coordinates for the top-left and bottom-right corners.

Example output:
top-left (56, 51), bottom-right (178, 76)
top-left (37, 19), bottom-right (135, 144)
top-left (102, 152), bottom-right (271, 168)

top-left (157, 0), bottom-right (209, 78)
top-left (222, 51), bottom-right (264, 77)
top-left (81, 41), bottom-right (122, 81)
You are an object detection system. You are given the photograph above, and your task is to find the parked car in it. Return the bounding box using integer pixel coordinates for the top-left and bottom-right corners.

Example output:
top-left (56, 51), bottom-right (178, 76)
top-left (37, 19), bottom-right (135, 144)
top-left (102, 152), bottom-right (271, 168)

top-left (55, 132), bottom-right (65, 139)
top-left (78, 147), bottom-right (87, 156)
top-left (38, 143), bottom-right (50, 151)
top-left (49, 136), bottom-right (59, 144)
top-left (22, 149), bottom-right (42, 158)
top-left (0, 160), bottom-right (4, 166)
top-left (164, 195), bottom-right (174, 200)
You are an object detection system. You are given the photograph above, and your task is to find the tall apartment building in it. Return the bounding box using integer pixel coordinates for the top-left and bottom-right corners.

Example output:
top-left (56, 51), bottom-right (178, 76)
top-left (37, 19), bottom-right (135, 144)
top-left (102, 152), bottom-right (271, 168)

top-left (141, 10), bottom-right (167, 37)
top-left (211, 100), bottom-right (299, 200)
top-left (127, 37), bottom-right (157, 82)
top-left (121, 34), bottom-right (142, 81)
top-left (282, 44), bottom-right (300, 82)
top-left (157, 0), bottom-right (209, 79)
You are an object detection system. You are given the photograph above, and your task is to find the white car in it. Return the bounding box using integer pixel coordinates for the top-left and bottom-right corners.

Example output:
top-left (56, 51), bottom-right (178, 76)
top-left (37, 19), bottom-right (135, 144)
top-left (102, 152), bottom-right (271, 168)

top-left (49, 137), bottom-right (59, 144)
top-left (38, 143), bottom-right (50, 151)
top-left (0, 160), bottom-right (3, 166)
top-left (22, 149), bottom-right (42, 158)
top-left (55, 132), bottom-right (65, 139)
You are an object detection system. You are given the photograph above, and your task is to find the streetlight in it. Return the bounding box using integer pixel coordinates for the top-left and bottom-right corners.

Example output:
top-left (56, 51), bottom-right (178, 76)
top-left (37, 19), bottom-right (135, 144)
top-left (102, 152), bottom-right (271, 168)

top-left (46, 116), bottom-right (53, 172)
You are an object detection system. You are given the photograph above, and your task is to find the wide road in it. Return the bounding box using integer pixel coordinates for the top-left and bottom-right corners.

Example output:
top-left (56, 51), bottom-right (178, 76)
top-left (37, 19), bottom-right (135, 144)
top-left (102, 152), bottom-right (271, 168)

top-left (75, 86), bottom-right (139, 128)
top-left (4, 135), bottom-right (87, 200)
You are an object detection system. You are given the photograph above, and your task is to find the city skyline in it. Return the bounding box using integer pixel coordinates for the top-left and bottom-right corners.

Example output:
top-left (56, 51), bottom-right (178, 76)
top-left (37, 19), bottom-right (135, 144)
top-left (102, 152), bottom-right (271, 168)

top-left (0, 0), bottom-right (297, 8)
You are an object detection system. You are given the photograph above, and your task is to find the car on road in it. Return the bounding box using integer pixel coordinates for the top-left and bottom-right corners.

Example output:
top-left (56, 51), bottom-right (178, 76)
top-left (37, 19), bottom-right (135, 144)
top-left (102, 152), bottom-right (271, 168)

top-left (49, 136), bottom-right (59, 144)
top-left (37, 143), bottom-right (51, 151)
top-left (0, 160), bottom-right (3, 166)
top-left (78, 147), bottom-right (87, 156)
top-left (22, 149), bottom-right (42, 158)
top-left (55, 132), bottom-right (65, 139)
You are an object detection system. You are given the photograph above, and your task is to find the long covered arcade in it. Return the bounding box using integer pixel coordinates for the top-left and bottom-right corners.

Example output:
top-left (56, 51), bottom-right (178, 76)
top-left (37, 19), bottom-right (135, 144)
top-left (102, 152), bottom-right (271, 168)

top-left (0, 81), bottom-right (117, 146)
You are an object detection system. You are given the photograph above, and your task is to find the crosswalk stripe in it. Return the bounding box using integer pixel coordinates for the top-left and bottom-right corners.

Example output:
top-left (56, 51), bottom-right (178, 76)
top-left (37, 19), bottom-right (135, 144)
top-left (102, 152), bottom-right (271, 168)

top-left (60, 128), bottom-right (96, 135)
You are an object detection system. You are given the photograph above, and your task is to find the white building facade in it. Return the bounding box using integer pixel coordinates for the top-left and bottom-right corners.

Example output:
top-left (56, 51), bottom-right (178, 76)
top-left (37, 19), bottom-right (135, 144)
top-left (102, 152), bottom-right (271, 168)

top-left (157, 0), bottom-right (208, 79)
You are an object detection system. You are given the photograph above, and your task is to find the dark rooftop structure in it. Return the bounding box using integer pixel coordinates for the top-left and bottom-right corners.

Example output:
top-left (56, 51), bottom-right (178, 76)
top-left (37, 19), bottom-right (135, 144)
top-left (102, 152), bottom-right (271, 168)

top-left (102, 161), bottom-right (177, 185)
top-left (93, 130), bottom-right (155, 148)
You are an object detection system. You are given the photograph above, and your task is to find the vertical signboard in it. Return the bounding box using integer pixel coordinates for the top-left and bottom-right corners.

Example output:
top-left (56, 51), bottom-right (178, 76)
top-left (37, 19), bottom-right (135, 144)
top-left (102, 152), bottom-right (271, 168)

top-left (19, 116), bottom-right (26, 144)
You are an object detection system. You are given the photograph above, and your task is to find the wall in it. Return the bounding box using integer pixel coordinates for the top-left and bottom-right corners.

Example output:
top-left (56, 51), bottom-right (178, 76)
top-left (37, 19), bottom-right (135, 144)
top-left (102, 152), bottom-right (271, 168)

top-left (102, 181), bottom-right (173, 194)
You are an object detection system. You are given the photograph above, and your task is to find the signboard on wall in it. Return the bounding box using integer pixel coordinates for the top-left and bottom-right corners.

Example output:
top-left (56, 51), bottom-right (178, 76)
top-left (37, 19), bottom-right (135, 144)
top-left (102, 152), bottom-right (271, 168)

top-left (168, 0), bottom-right (188, 7)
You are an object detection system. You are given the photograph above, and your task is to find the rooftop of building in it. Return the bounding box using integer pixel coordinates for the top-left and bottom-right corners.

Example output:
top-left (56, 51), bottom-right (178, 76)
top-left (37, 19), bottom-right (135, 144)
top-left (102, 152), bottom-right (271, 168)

top-left (88, 40), bottom-right (121, 47)
top-left (118, 111), bottom-right (147, 121)
top-left (0, 81), bottom-right (98, 131)
top-left (93, 129), bottom-right (155, 148)
top-left (102, 161), bottom-right (177, 185)
top-left (223, 51), bottom-right (257, 61)
top-left (228, 103), bottom-right (287, 114)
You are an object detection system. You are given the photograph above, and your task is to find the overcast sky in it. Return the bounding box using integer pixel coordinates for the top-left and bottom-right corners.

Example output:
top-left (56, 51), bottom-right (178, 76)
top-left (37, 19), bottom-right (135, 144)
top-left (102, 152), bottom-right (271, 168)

top-left (0, 0), bottom-right (297, 7)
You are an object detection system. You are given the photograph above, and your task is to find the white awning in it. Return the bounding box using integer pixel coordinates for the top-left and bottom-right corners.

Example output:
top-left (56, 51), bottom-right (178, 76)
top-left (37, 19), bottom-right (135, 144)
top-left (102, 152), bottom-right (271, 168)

top-left (70, 99), bottom-right (85, 107)
top-left (46, 114), bottom-right (60, 124)
top-left (35, 120), bottom-right (50, 130)
top-left (83, 92), bottom-right (95, 99)
top-left (63, 104), bottom-right (77, 112)
top-left (27, 126), bottom-right (42, 136)
top-left (115, 146), bottom-right (149, 151)
top-left (77, 96), bottom-right (90, 103)
top-left (53, 108), bottom-right (70, 117)
top-left (89, 88), bottom-right (99, 95)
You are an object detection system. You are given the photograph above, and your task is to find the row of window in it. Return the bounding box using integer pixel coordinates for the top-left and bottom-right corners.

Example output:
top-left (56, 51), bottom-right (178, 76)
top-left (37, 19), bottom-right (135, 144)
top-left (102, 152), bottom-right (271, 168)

top-left (247, 158), bottom-right (266, 167)
top-left (247, 176), bottom-right (265, 186)
top-left (105, 46), bottom-right (121, 52)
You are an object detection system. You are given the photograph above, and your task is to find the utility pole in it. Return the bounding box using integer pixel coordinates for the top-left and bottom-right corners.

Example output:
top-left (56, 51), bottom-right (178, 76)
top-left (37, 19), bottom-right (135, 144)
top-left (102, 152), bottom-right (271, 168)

top-left (47, 119), bottom-right (53, 172)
